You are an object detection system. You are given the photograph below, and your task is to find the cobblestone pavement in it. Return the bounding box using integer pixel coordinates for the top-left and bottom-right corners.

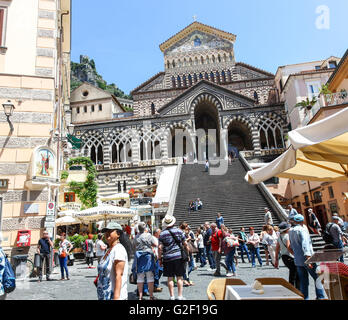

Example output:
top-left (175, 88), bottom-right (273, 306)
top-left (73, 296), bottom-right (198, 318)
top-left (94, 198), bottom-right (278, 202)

top-left (6, 255), bottom-right (339, 300)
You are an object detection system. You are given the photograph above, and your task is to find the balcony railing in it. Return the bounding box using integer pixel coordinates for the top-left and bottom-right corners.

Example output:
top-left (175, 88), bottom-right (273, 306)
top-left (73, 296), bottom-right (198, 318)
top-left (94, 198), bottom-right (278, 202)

top-left (96, 157), bottom-right (180, 171)
top-left (323, 91), bottom-right (348, 107)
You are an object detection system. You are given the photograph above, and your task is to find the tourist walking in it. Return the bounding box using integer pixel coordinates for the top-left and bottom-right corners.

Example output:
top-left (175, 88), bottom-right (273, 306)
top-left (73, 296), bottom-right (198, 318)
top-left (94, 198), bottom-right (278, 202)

top-left (203, 222), bottom-right (215, 270)
top-left (58, 233), bottom-right (73, 280)
top-left (237, 227), bottom-right (251, 263)
top-left (210, 223), bottom-right (223, 276)
top-left (328, 216), bottom-right (347, 263)
top-left (287, 204), bottom-right (298, 222)
top-left (264, 207), bottom-right (273, 226)
top-left (216, 213), bottom-right (224, 229)
top-left (158, 215), bottom-right (189, 300)
top-left (260, 225), bottom-right (270, 265)
top-left (134, 222), bottom-right (157, 300)
top-left (97, 222), bottom-right (131, 300)
top-left (37, 230), bottom-right (53, 282)
top-left (85, 233), bottom-right (95, 268)
top-left (308, 208), bottom-right (322, 235)
top-left (222, 227), bottom-right (238, 276)
top-left (274, 222), bottom-right (300, 290)
top-left (289, 214), bottom-right (326, 300)
top-left (153, 228), bottom-right (163, 293)
top-left (96, 233), bottom-right (107, 263)
top-left (195, 227), bottom-right (206, 267)
top-left (262, 225), bottom-right (278, 265)
top-left (181, 223), bottom-right (195, 286)
top-left (247, 227), bottom-right (262, 268)
top-left (205, 159), bottom-right (209, 172)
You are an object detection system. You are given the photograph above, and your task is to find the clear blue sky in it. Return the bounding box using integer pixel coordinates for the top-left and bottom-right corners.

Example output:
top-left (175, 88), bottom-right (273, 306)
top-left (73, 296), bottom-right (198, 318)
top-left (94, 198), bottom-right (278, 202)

top-left (71, 0), bottom-right (348, 95)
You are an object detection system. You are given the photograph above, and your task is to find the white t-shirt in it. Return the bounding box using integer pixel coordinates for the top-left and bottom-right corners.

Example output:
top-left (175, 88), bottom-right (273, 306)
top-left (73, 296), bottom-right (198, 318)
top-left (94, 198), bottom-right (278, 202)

top-left (96, 239), bottom-right (106, 257)
top-left (97, 243), bottom-right (128, 300)
top-left (152, 236), bottom-right (159, 257)
top-left (197, 234), bottom-right (204, 249)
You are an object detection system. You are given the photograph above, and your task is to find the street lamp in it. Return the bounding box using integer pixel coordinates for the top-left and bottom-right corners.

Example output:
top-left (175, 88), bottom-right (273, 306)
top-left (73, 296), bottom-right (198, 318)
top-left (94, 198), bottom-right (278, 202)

top-left (2, 100), bottom-right (15, 131)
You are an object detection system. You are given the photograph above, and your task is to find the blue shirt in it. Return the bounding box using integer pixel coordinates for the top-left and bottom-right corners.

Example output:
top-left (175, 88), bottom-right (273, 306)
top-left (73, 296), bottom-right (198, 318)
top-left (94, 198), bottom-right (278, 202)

top-left (289, 225), bottom-right (314, 267)
top-left (216, 217), bottom-right (224, 228)
top-left (159, 227), bottom-right (186, 262)
top-left (38, 238), bottom-right (51, 254)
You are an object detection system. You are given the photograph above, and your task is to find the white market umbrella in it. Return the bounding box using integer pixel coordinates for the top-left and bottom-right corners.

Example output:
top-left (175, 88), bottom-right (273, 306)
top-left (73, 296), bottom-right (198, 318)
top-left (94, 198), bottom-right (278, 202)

top-left (245, 107), bottom-right (348, 184)
top-left (55, 215), bottom-right (80, 226)
top-left (75, 204), bottom-right (136, 223)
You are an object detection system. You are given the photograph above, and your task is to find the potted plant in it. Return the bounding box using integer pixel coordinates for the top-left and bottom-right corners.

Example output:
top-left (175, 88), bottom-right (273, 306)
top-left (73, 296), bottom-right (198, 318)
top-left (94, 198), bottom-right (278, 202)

top-left (295, 96), bottom-right (317, 111)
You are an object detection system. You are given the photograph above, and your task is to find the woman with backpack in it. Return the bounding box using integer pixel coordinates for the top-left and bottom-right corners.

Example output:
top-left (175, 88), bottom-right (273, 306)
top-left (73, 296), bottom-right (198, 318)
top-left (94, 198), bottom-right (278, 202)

top-left (85, 233), bottom-right (95, 268)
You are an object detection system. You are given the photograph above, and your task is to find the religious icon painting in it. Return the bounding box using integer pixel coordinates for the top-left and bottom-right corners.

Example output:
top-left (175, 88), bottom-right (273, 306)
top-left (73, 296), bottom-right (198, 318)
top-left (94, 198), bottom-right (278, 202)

top-left (35, 147), bottom-right (56, 178)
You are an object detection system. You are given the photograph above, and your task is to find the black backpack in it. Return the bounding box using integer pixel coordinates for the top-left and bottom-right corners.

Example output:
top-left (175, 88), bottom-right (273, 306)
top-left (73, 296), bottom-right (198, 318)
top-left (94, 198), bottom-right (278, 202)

top-left (322, 223), bottom-right (334, 244)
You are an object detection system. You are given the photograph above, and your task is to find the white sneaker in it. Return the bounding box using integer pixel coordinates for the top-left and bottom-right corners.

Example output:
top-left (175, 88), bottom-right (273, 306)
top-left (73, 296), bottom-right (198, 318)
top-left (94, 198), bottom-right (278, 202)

top-left (170, 296), bottom-right (175, 300)
top-left (207, 268), bottom-right (215, 272)
top-left (177, 296), bottom-right (186, 300)
top-left (226, 273), bottom-right (233, 277)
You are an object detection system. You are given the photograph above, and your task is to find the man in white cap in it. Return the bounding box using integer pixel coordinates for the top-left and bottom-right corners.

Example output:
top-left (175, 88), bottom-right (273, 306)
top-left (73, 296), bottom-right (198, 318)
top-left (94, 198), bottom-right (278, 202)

top-left (289, 214), bottom-right (326, 300)
top-left (158, 215), bottom-right (188, 300)
top-left (329, 216), bottom-right (346, 263)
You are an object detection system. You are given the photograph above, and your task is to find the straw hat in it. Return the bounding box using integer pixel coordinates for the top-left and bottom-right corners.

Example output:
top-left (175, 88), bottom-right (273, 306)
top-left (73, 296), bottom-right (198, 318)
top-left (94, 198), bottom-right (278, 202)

top-left (162, 215), bottom-right (176, 229)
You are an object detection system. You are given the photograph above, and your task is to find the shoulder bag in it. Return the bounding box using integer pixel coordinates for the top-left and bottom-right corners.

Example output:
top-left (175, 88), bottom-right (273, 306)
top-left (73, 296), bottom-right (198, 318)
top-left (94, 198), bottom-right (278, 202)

top-left (168, 229), bottom-right (189, 262)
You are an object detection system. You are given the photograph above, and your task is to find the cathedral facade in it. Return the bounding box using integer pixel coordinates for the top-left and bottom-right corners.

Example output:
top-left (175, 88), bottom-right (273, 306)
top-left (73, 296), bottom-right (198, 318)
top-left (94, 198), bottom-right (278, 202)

top-left (70, 22), bottom-right (288, 198)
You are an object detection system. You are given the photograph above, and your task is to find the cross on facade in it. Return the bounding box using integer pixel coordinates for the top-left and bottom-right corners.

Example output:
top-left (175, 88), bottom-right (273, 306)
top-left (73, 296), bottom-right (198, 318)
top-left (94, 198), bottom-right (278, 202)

top-left (193, 14), bottom-right (197, 22)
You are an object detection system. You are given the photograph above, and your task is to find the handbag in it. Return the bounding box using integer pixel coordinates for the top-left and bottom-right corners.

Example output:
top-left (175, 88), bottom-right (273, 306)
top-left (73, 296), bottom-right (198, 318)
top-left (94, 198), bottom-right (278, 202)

top-left (94, 275), bottom-right (99, 288)
top-left (168, 229), bottom-right (189, 262)
top-left (59, 251), bottom-right (66, 258)
top-left (187, 240), bottom-right (199, 253)
top-left (129, 272), bottom-right (137, 284)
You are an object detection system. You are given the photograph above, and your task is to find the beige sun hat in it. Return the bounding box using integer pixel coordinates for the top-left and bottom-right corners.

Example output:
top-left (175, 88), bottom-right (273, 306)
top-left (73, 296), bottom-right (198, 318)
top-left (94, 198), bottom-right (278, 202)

top-left (162, 214), bottom-right (176, 229)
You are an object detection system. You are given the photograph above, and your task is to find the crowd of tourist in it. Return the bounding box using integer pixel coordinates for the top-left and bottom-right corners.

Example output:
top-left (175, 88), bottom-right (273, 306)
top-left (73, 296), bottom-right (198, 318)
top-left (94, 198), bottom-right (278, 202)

top-left (2, 204), bottom-right (346, 301)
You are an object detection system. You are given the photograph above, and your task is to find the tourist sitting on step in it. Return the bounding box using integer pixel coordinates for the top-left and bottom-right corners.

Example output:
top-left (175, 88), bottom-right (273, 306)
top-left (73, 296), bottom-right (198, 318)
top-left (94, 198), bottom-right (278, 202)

top-left (188, 201), bottom-right (195, 211)
top-left (195, 198), bottom-right (203, 211)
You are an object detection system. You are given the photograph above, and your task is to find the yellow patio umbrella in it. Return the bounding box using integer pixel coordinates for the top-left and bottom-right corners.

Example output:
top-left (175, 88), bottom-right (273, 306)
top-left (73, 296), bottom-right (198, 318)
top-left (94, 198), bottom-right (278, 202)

top-left (245, 107), bottom-right (348, 184)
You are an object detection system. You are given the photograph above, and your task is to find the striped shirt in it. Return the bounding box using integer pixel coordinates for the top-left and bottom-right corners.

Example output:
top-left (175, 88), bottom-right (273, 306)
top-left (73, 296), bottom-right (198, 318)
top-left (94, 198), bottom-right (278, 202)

top-left (159, 227), bottom-right (185, 262)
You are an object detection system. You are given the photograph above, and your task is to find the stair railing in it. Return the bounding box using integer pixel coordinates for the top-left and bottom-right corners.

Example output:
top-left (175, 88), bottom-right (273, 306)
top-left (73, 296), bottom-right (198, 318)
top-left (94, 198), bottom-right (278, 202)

top-left (167, 158), bottom-right (183, 216)
top-left (239, 152), bottom-right (288, 222)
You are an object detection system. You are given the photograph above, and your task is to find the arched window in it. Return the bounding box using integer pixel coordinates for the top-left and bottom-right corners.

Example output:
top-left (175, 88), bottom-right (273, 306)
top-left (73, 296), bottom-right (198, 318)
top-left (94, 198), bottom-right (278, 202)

top-left (82, 131), bottom-right (105, 165)
top-left (171, 76), bottom-right (176, 88)
top-left (201, 56), bottom-right (204, 64)
top-left (193, 73), bottom-right (198, 83)
top-left (110, 131), bottom-right (132, 163)
top-left (177, 75), bottom-right (181, 87)
top-left (216, 71), bottom-right (221, 83)
top-left (199, 73), bottom-right (203, 80)
top-left (218, 54), bottom-right (221, 63)
top-left (194, 57), bottom-right (198, 65)
top-left (172, 60), bottom-right (175, 68)
top-left (188, 74), bottom-right (192, 86)
top-left (212, 55), bottom-right (215, 63)
top-left (183, 75), bottom-right (187, 87)
top-left (118, 181), bottom-right (121, 192)
top-left (206, 56), bottom-right (210, 64)
top-left (189, 58), bottom-right (193, 66)
top-left (151, 103), bottom-right (156, 115)
top-left (204, 72), bottom-right (209, 80)
top-left (221, 71), bottom-right (226, 83)
top-left (167, 61), bottom-right (170, 69)
top-left (210, 72), bottom-right (214, 82)
top-left (139, 130), bottom-right (162, 161)
top-left (123, 180), bottom-right (126, 191)
top-left (227, 70), bottom-right (232, 82)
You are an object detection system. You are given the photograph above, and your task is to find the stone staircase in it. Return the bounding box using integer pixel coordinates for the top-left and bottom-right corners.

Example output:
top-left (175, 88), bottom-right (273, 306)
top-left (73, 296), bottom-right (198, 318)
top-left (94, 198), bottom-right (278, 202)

top-left (172, 159), bottom-right (326, 254)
